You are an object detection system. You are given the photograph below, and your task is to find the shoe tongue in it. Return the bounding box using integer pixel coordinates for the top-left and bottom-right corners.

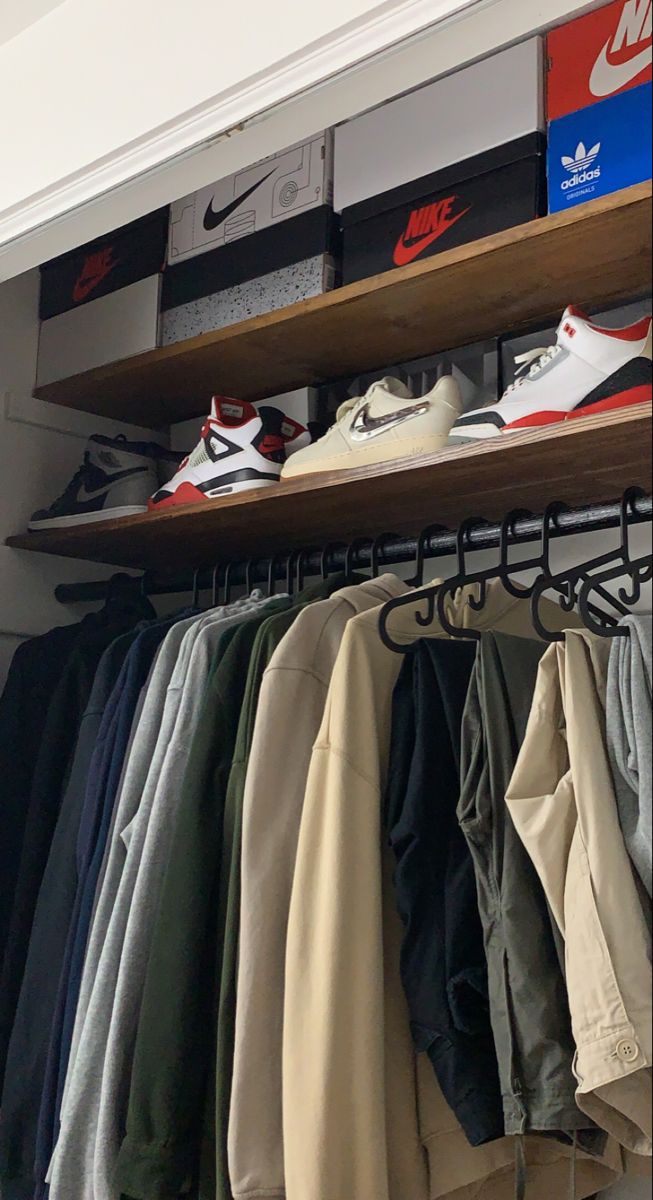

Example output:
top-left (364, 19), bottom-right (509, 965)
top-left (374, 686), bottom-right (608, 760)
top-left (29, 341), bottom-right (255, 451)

top-left (367, 376), bottom-right (413, 402)
top-left (211, 395), bottom-right (255, 424)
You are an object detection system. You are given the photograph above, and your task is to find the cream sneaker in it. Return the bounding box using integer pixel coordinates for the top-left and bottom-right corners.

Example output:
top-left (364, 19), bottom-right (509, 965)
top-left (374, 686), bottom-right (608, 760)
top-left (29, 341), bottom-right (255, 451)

top-left (281, 376), bottom-right (462, 478)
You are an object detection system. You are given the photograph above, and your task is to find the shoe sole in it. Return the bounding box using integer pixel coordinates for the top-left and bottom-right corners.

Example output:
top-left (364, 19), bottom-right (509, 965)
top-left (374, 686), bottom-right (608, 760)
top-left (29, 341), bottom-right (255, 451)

top-left (28, 505), bottom-right (149, 531)
top-left (281, 432), bottom-right (452, 479)
top-left (449, 385), bottom-right (652, 444)
top-left (149, 477), bottom-right (279, 511)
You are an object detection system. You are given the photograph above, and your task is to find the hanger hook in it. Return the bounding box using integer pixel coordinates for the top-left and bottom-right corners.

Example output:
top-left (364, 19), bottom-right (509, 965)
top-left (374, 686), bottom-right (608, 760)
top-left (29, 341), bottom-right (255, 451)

top-left (286, 552), bottom-right (297, 596)
top-left (191, 568), bottom-right (202, 609)
top-left (267, 554), bottom-right (283, 597)
top-left (411, 524), bottom-right (448, 588)
top-left (320, 542), bottom-right (346, 581)
top-left (211, 563), bottom-right (222, 608)
top-left (499, 508), bottom-right (535, 598)
top-left (539, 501), bottom-right (570, 577)
top-left (436, 577), bottom-right (482, 641)
top-left (295, 547), bottom-right (317, 593)
top-left (345, 537), bottom-right (373, 581)
top-left (245, 558), bottom-right (256, 596)
top-left (530, 572), bottom-right (566, 643)
top-left (223, 561), bottom-right (235, 605)
top-left (370, 532), bottom-right (398, 579)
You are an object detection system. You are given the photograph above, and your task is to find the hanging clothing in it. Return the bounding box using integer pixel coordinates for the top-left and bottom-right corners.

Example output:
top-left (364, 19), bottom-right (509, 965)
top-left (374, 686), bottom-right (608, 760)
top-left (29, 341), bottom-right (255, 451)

top-left (384, 638), bottom-right (504, 1148)
top-left (0, 622), bottom-right (147, 1200)
top-left (0, 604), bottom-right (152, 1092)
top-left (47, 610), bottom-right (207, 1200)
top-left (458, 632), bottom-right (603, 1148)
top-left (283, 582), bottom-right (617, 1200)
top-left (507, 629), bottom-right (652, 1157)
top-left (606, 614), bottom-right (652, 900)
top-left (214, 573), bottom-right (364, 1200)
top-left (228, 575), bottom-right (406, 1200)
top-left (36, 614), bottom-right (188, 1194)
top-left (111, 595), bottom-right (291, 1200)
top-left (48, 596), bottom-right (270, 1200)
top-left (0, 619), bottom-right (84, 970)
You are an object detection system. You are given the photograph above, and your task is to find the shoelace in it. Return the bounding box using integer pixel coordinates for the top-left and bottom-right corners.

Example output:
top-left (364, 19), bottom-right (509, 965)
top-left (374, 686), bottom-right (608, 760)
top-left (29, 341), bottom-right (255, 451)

top-left (504, 344), bottom-right (562, 394)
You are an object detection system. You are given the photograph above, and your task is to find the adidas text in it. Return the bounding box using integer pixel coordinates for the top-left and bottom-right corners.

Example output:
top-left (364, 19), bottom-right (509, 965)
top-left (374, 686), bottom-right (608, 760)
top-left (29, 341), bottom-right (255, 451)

top-left (561, 166), bottom-right (602, 189)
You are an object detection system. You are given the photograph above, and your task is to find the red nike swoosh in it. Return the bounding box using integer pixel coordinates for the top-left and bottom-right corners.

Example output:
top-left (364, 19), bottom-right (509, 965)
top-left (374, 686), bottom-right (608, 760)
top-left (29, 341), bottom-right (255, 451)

top-left (72, 261), bottom-right (118, 303)
top-left (393, 207), bottom-right (472, 267)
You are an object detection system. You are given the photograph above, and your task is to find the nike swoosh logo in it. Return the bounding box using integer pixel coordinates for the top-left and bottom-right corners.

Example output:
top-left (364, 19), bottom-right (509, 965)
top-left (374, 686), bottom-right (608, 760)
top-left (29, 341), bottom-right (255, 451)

top-left (350, 400), bottom-right (431, 441)
top-left (82, 467), bottom-right (147, 498)
top-left (203, 168), bottom-right (277, 232)
top-left (393, 206), bottom-right (472, 268)
top-left (72, 263), bottom-right (117, 303)
top-left (590, 39), bottom-right (652, 97)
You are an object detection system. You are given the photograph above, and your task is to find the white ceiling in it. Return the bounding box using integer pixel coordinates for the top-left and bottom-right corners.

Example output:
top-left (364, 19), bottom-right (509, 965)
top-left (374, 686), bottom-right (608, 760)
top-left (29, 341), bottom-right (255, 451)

top-left (0, 0), bottom-right (67, 46)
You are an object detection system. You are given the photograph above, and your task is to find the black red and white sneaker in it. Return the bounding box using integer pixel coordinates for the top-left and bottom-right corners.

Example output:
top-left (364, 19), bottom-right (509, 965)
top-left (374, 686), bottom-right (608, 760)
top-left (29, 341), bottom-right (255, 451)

top-left (148, 396), bottom-right (307, 510)
top-left (448, 307), bottom-right (652, 444)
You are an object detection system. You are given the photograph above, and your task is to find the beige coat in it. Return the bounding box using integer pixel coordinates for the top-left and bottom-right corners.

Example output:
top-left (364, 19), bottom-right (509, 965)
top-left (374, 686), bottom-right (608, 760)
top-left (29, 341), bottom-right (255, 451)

top-left (507, 629), bottom-right (652, 1157)
top-left (283, 584), bottom-right (622, 1200)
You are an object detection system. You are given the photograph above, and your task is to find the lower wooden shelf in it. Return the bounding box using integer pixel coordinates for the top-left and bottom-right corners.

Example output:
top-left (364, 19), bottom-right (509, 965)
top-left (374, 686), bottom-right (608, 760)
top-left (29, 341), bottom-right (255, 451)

top-left (6, 406), bottom-right (652, 571)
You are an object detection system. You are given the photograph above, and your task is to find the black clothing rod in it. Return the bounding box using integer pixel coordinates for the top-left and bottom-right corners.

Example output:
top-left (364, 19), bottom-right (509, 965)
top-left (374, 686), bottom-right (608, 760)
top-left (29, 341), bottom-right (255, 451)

top-left (54, 494), bottom-right (653, 605)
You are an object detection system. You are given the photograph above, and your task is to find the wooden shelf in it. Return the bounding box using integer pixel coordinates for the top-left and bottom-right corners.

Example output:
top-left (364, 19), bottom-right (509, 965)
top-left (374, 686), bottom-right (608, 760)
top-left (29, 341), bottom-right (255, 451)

top-left (33, 183), bottom-right (652, 429)
top-left (8, 407), bottom-right (651, 571)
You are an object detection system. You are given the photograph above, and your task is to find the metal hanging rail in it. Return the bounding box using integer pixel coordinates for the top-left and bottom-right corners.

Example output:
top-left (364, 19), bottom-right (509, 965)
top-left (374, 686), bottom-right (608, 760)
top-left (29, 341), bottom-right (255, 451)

top-left (53, 494), bottom-right (653, 604)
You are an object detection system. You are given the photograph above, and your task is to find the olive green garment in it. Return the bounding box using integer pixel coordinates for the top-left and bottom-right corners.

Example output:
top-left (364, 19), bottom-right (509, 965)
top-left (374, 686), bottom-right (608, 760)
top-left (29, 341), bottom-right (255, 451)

top-left (214, 574), bottom-right (357, 1200)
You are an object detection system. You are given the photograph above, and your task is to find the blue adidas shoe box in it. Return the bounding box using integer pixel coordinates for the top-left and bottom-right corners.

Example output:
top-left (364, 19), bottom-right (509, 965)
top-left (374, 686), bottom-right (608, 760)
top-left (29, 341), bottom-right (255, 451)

top-left (548, 82), bottom-right (652, 213)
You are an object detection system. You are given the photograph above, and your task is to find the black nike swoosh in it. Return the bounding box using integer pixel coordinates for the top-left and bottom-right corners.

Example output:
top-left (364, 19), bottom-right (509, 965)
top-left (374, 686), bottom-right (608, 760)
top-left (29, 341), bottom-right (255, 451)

top-left (203, 169), bottom-right (277, 232)
top-left (82, 466), bottom-right (148, 497)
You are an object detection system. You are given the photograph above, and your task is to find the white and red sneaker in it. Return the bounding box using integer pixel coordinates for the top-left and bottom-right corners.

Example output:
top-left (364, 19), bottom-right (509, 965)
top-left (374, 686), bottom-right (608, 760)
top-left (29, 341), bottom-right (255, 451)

top-left (148, 397), bottom-right (307, 510)
top-left (448, 306), bottom-right (652, 444)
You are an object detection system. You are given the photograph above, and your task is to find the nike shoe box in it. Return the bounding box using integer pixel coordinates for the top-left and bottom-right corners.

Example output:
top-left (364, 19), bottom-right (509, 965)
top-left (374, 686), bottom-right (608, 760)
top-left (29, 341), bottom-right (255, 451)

top-left (168, 132), bottom-right (334, 265)
top-left (334, 38), bottom-right (545, 213)
top-left (340, 135), bottom-right (547, 286)
top-left (547, 0), bottom-right (652, 121)
top-left (160, 206), bottom-right (340, 345)
top-left (37, 209), bottom-right (168, 387)
top-left (547, 81), bottom-right (652, 212)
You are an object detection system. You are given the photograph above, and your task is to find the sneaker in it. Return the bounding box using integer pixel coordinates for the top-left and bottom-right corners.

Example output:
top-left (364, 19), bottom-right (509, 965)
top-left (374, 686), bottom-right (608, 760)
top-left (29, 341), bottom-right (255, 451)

top-left (148, 396), bottom-right (307, 510)
top-left (28, 434), bottom-right (158, 530)
top-left (281, 376), bottom-right (462, 479)
top-left (448, 307), bottom-right (652, 445)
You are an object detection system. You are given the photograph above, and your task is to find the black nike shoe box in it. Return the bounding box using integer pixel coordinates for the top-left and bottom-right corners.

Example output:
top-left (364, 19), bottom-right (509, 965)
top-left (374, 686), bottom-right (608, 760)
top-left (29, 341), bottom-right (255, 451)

top-left (340, 135), bottom-right (547, 286)
top-left (160, 206), bottom-right (341, 345)
top-left (39, 208), bottom-right (169, 319)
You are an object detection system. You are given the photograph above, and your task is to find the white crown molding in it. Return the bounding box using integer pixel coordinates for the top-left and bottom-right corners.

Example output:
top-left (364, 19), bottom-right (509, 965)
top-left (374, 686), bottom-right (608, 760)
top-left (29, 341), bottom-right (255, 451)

top-left (0, 0), bottom-right (597, 279)
top-left (0, 0), bottom-right (487, 251)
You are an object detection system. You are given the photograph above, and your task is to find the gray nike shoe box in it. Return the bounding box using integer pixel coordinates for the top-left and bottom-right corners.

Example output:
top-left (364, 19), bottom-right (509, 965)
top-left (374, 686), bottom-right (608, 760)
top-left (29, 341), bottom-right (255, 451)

top-left (168, 132), bottom-right (334, 265)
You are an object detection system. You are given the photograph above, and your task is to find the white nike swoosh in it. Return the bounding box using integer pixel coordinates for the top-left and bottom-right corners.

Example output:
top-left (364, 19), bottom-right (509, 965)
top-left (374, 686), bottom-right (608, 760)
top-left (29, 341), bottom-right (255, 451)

top-left (590, 39), bottom-right (652, 97)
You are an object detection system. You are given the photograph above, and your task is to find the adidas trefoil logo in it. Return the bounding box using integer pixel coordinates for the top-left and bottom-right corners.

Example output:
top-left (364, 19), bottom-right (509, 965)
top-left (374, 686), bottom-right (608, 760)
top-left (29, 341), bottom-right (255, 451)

top-left (561, 142), bottom-right (602, 191)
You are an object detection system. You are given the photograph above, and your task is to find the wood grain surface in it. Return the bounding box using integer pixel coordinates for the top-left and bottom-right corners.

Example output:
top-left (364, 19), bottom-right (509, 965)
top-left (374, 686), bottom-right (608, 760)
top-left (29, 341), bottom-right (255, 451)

top-left (31, 183), bottom-right (653, 428)
top-left (8, 406), bottom-right (652, 571)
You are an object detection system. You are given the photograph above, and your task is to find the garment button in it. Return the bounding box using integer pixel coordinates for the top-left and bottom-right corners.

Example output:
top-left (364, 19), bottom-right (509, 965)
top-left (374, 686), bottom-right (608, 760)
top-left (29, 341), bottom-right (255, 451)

top-left (616, 1038), bottom-right (640, 1063)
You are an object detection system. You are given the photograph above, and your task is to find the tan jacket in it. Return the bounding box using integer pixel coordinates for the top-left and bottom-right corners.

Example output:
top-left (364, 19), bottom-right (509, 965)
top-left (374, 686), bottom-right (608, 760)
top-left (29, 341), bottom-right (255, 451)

top-left (229, 575), bottom-right (407, 1199)
top-left (507, 630), bottom-right (652, 1157)
top-left (283, 584), bottom-right (622, 1200)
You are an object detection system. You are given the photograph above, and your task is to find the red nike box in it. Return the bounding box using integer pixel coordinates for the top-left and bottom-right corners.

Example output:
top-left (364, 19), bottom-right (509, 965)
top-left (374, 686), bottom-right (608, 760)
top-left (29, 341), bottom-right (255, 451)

top-left (39, 209), bottom-right (169, 319)
top-left (340, 136), bottom-right (546, 286)
top-left (547, 0), bottom-right (653, 121)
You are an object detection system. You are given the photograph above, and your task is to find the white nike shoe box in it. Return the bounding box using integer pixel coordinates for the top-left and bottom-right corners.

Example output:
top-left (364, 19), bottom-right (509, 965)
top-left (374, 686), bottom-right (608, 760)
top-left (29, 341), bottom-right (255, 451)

top-left (36, 275), bottom-right (161, 388)
top-left (333, 38), bottom-right (544, 213)
top-left (168, 132), bottom-right (334, 265)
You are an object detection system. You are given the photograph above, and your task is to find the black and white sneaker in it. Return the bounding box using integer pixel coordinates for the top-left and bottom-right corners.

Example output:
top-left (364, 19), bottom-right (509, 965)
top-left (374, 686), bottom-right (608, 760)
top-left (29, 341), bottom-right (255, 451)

top-left (29, 435), bottom-right (158, 530)
top-left (148, 396), bottom-right (307, 510)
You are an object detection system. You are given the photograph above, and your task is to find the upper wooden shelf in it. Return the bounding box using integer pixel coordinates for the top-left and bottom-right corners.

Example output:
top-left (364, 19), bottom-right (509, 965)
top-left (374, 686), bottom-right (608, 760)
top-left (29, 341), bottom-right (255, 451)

top-left (33, 183), bottom-right (653, 429)
top-left (8, 406), bottom-right (651, 571)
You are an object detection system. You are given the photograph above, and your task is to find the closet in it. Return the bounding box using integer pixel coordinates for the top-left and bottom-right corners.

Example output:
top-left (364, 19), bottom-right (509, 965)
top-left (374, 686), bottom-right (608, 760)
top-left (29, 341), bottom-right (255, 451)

top-left (0, 1), bottom-right (651, 1199)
